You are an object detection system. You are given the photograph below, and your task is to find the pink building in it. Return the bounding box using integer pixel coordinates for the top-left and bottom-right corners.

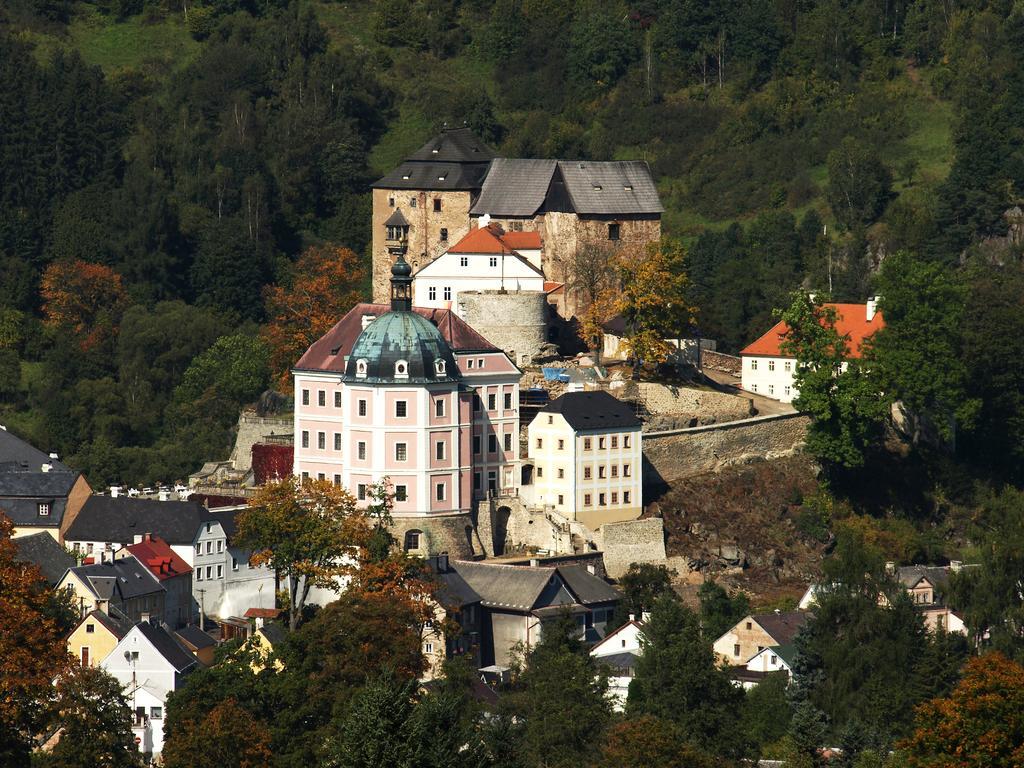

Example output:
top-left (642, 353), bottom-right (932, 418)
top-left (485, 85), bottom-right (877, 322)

top-left (292, 257), bottom-right (521, 555)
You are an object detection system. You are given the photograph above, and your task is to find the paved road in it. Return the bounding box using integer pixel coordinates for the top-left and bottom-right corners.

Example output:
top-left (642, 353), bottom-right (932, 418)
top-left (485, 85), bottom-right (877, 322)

top-left (700, 368), bottom-right (797, 417)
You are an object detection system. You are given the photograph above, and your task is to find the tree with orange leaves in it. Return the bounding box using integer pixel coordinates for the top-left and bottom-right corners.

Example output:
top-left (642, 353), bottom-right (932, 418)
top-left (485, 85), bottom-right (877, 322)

top-left (262, 244), bottom-right (366, 387)
top-left (0, 514), bottom-right (73, 764)
top-left (40, 259), bottom-right (130, 351)
top-left (565, 242), bottom-right (622, 362)
top-left (901, 652), bottom-right (1024, 767)
top-left (162, 698), bottom-right (272, 768)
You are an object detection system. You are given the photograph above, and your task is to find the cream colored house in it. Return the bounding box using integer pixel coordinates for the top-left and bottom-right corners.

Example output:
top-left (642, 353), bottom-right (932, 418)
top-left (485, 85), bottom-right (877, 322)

top-left (526, 391), bottom-right (642, 529)
top-left (713, 610), bottom-right (808, 667)
top-left (67, 608), bottom-right (133, 669)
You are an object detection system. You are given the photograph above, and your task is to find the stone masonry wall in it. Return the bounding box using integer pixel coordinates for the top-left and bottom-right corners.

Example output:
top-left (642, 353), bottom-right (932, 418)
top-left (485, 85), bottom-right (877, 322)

top-left (630, 382), bottom-right (753, 424)
top-left (391, 513), bottom-right (479, 559)
top-left (229, 413), bottom-right (293, 471)
top-left (701, 350), bottom-right (742, 376)
top-left (642, 413), bottom-right (810, 487)
top-left (596, 517), bottom-right (668, 579)
top-left (458, 290), bottom-right (548, 367)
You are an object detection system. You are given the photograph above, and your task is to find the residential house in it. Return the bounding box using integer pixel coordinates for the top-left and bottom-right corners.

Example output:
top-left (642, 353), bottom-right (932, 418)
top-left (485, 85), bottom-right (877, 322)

top-left (590, 617), bottom-right (646, 711)
top-left (732, 644), bottom-right (795, 690)
top-left (12, 530), bottom-right (75, 586)
top-left (173, 625), bottom-right (217, 666)
top-left (526, 390), bottom-right (642, 529)
top-left (58, 556), bottom-right (167, 626)
top-left (450, 560), bottom-right (620, 667)
top-left (713, 610), bottom-right (808, 667)
top-left (117, 535), bottom-right (193, 628)
top-left (102, 621), bottom-right (199, 757)
top-left (423, 554), bottom-right (483, 680)
top-left (740, 299), bottom-right (884, 403)
top-left (66, 608), bottom-right (133, 669)
top-left (192, 507), bottom-right (276, 622)
top-left (246, 614), bottom-right (287, 673)
top-left (412, 224), bottom-right (546, 313)
top-left (0, 426), bottom-right (91, 541)
top-left (293, 261), bottom-right (522, 557)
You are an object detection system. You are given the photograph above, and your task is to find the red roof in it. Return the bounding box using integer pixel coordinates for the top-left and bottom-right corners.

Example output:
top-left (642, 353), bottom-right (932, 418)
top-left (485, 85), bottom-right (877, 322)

top-left (126, 535), bottom-right (191, 581)
top-left (244, 607), bottom-right (282, 619)
top-left (544, 281), bottom-right (565, 294)
top-left (448, 224), bottom-right (542, 254)
top-left (741, 303), bottom-right (885, 358)
top-left (294, 303), bottom-right (498, 373)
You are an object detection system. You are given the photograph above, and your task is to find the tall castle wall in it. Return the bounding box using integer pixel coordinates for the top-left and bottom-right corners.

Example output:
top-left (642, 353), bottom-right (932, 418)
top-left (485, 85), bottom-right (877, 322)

top-left (457, 290), bottom-right (549, 367)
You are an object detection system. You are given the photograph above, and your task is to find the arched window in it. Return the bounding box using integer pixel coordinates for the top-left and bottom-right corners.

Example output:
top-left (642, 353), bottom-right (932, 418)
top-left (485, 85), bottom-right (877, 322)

top-left (395, 360), bottom-right (409, 378)
top-left (434, 358), bottom-right (446, 376)
top-left (356, 359), bottom-right (368, 378)
top-left (404, 529), bottom-right (422, 552)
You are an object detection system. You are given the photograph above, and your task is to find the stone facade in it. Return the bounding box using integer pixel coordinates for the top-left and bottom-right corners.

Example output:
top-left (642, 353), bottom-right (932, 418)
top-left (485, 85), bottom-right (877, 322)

top-left (371, 189), bottom-right (475, 303)
top-left (642, 413), bottom-right (810, 488)
top-left (390, 512), bottom-right (480, 560)
top-left (475, 496), bottom-right (574, 558)
top-left (629, 382), bottom-right (754, 424)
top-left (457, 290), bottom-right (549, 367)
top-left (595, 517), bottom-right (668, 579)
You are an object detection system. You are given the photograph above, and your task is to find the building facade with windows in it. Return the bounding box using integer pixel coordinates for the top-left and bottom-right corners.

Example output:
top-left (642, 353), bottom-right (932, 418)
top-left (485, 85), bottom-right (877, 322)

top-left (525, 391), bottom-right (642, 529)
top-left (293, 258), bottom-right (521, 557)
top-left (740, 299), bottom-right (885, 403)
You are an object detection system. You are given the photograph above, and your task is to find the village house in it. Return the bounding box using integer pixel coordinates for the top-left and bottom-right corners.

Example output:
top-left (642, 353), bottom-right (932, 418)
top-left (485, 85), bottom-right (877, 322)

top-left (422, 554), bottom-right (483, 681)
top-left (525, 390), bottom-right (642, 529)
top-left (590, 616), bottom-right (646, 710)
top-left (449, 559), bottom-right (620, 668)
top-left (66, 608), bottom-right (133, 669)
top-left (172, 625), bottom-right (218, 666)
top-left (58, 556), bottom-right (167, 626)
top-left (116, 534), bottom-right (193, 628)
top-left (102, 621), bottom-right (200, 758)
top-left (292, 259), bottom-right (522, 557)
top-left (0, 426), bottom-right (91, 542)
top-left (732, 644), bottom-right (795, 690)
top-left (713, 609), bottom-right (808, 667)
top-left (740, 299), bottom-right (884, 403)
top-left (12, 530), bottom-right (75, 586)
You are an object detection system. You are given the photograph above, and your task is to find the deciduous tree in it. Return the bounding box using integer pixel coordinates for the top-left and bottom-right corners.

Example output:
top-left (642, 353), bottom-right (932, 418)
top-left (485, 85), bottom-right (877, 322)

top-left (599, 715), bottom-right (717, 768)
top-left (565, 243), bottom-right (621, 359)
top-left (163, 698), bottom-right (272, 768)
top-left (40, 259), bottom-right (130, 351)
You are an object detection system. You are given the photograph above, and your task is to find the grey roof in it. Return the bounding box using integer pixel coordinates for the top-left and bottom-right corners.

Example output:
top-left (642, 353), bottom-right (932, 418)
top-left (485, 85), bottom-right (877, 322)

top-left (557, 160), bottom-right (663, 215)
top-left (82, 609), bottom-right (134, 641)
top-left (13, 532), bottom-right (75, 585)
top-left (0, 463), bottom-right (80, 527)
top-left (471, 159), bottom-right (557, 217)
top-left (437, 570), bottom-right (482, 609)
top-left (372, 161), bottom-right (490, 191)
top-left (557, 565), bottom-right (621, 605)
top-left (204, 507), bottom-right (241, 543)
top-left (406, 128), bottom-right (496, 163)
top-left (258, 622), bottom-right (287, 648)
top-left (137, 622), bottom-right (199, 673)
top-left (0, 427), bottom-right (69, 471)
top-left (64, 496), bottom-right (210, 546)
top-left (68, 557), bottom-right (165, 601)
top-left (539, 391), bottom-right (641, 432)
top-left (343, 310), bottom-right (461, 385)
top-left (451, 561), bottom-right (563, 611)
top-left (897, 565), bottom-right (951, 591)
top-left (753, 611), bottom-right (808, 645)
top-left (385, 208), bottom-right (410, 227)
top-left (594, 650), bottom-right (640, 672)
top-left (174, 625), bottom-right (217, 650)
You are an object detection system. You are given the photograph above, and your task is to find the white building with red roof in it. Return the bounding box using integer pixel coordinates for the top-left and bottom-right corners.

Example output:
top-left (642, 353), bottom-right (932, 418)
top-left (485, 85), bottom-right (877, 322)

top-left (412, 223), bottom-right (548, 314)
top-left (740, 299), bottom-right (885, 403)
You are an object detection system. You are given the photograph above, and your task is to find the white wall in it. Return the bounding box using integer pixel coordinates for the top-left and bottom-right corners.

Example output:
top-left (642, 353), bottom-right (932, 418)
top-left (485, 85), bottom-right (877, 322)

top-left (740, 355), bottom-right (797, 402)
top-left (413, 251), bottom-right (544, 314)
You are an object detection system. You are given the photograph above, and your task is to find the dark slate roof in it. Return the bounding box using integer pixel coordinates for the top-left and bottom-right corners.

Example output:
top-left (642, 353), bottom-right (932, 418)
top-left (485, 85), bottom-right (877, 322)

top-left (342, 310), bottom-right (461, 385)
top-left (294, 303), bottom-right (499, 374)
top-left (13, 532), bottom-right (75, 585)
top-left (0, 427), bottom-right (69, 471)
top-left (372, 161), bottom-right (490, 191)
top-left (69, 557), bottom-right (165, 601)
top-left (0, 469), bottom-right (80, 527)
top-left (174, 625), bottom-right (217, 650)
top-left (385, 208), bottom-right (410, 227)
top-left (594, 650), bottom-right (640, 672)
top-left (471, 159), bottom-right (558, 217)
top-left (64, 497), bottom-right (210, 546)
top-left (753, 611), bottom-right (808, 645)
top-left (258, 622), bottom-right (287, 648)
top-left (452, 561), bottom-right (565, 611)
top-left (897, 565), bottom-right (951, 591)
top-left (137, 621), bottom-right (199, 673)
top-left (557, 160), bottom-right (663, 215)
top-left (206, 508), bottom-right (240, 543)
top-left (83, 609), bottom-right (134, 641)
top-left (406, 128), bottom-right (496, 163)
top-left (540, 391), bottom-right (641, 431)
top-left (436, 570), bottom-right (482, 609)
top-left (557, 565), bottom-right (621, 605)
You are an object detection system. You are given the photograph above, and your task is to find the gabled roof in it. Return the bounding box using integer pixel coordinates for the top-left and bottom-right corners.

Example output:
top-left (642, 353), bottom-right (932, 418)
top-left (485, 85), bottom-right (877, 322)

top-left (451, 561), bottom-right (564, 611)
top-left (294, 303), bottom-right (499, 374)
top-left (592, 619), bottom-right (644, 656)
top-left (64, 497), bottom-right (210, 546)
top-left (556, 160), bottom-right (664, 215)
top-left (447, 224), bottom-right (541, 256)
top-left (501, 231), bottom-right (543, 251)
top-left (539, 391), bottom-right (641, 432)
top-left (896, 565), bottom-right (951, 591)
top-left (751, 611), bottom-right (808, 645)
top-left (125, 536), bottom-right (192, 581)
top-left (471, 159), bottom-right (558, 217)
top-left (741, 303), bottom-right (885, 358)
top-left (557, 565), bottom-right (621, 605)
top-left (406, 127), bottom-right (496, 163)
top-left (257, 622), bottom-right (287, 648)
top-left (135, 622), bottom-right (199, 673)
top-left (78, 609), bottom-right (134, 641)
top-left (384, 208), bottom-right (410, 227)
top-left (67, 557), bottom-right (165, 602)
top-left (13, 532), bottom-right (75, 585)
top-left (593, 650), bottom-right (640, 672)
top-left (0, 426), bottom-right (69, 471)
top-left (372, 161), bottom-right (491, 191)
top-left (174, 625), bottom-right (217, 651)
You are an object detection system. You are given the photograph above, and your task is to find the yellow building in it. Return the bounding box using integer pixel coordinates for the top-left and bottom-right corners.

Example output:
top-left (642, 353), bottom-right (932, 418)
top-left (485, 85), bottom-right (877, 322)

top-left (67, 609), bottom-right (133, 668)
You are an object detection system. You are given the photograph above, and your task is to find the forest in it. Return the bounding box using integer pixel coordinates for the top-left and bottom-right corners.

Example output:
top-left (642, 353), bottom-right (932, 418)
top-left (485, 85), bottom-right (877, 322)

top-left (1, 0), bottom-right (1023, 494)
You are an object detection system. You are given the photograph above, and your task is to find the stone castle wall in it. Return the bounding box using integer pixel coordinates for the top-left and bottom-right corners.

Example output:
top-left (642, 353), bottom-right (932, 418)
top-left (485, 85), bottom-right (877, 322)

top-left (596, 517), bottom-right (668, 579)
top-left (701, 350), bottom-right (742, 376)
top-left (457, 290), bottom-right (549, 367)
top-left (229, 413), bottom-right (293, 471)
top-left (629, 382), bottom-right (754, 424)
top-left (391, 513), bottom-right (480, 559)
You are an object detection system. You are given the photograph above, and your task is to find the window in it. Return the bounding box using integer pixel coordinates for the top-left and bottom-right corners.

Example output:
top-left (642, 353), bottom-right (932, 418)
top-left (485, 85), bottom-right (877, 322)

top-left (86, 623), bottom-right (95, 634)
top-left (611, 465), bottom-right (618, 478)
top-left (357, 442), bottom-right (366, 460)
top-left (468, 359), bottom-right (474, 369)
top-left (598, 466), bottom-right (606, 479)
top-left (301, 471), bottom-right (309, 481)
top-left (504, 433), bottom-right (512, 451)
top-left (584, 437), bottom-right (592, 450)
top-left (395, 360), bottom-right (408, 378)
top-left (151, 707), bottom-right (162, 720)
top-left (388, 197), bottom-right (394, 207)
top-left (195, 544), bottom-right (201, 555)
top-left (318, 390), bottom-right (326, 406)
top-left (460, 256), bottom-right (468, 267)
top-left (410, 197), bottom-right (417, 207)
top-left (435, 359), bottom-right (446, 375)
top-left (428, 286), bottom-right (437, 301)
top-left (784, 386), bottom-right (791, 396)
top-left (771, 654), bottom-right (778, 665)
top-left (334, 391), bottom-right (342, 408)
top-left (302, 389), bottom-right (310, 405)
top-left (751, 360), bottom-right (758, 371)
top-left (217, 565), bottom-right (223, 579)
top-left (584, 466), bottom-right (592, 479)
top-left (86, 543), bottom-right (93, 554)
top-left (357, 484), bottom-right (366, 501)
top-left (395, 443), bottom-right (408, 461)
top-left (301, 431), bottom-right (309, 448)
top-left (436, 442), bottom-right (445, 460)
top-left (356, 359), bottom-right (367, 377)
top-left (317, 432), bottom-right (326, 450)
top-left (537, 467), bottom-right (543, 477)
top-left (403, 530), bottom-right (419, 550)
top-left (536, 438), bottom-right (543, 449)
top-left (734, 644), bottom-right (741, 657)
top-left (599, 437), bottom-right (606, 449)
top-left (488, 393), bottom-right (496, 410)
top-left (608, 223), bottom-right (620, 240)
top-left (334, 433), bottom-right (342, 451)
top-left (130, 651), bottom-right (139, 661)
top-left (334, 474), bottom-right (341, 486)
top-left (504, 392), bottom-right (512, 410)
top-left (425, 641), bottom-right (434, 654)
top-left (623, 463), bottom-right (631, 477)
top-left (557, 468), bottom-right (565, 479)
top-left (232, 556), bottom-right (239, 571)
top-left (768, 359), bottom-right (776, 372)
top-left (206, 541), bottom-right (212, 554)
top-left (599, 493), bottom-right (607, 505)
top-left (358, 399), bottom-right (367, 417)
top-left (547, 415), bottom-right (553, 425)
top-left (623, 491), bottom-right (631, 503)
top-left (473, 436), bottom-right (481, 454)
top-left (217, 540), bottom-right (224, 553)
top-left (488, 435), bottom-right (498, 453)
top-left (473, 472), bottom-right (481, 490)
top-left (80, 647), bottom-right (90, 667)
top-left (37, 502), bottom-right (49, 516)
top-left (477, 358), bottom-right (484, 368)
top-left (557, 494), bottom-right (564, 505)
top-left (436, 483), bottom-right (445, 501)
top-left (435, 399), bottom-right (445, 417)
top-left (784, 361), bottom-right (792, 372)
top-left (206, 566), bottom-right (213, 579)
top-left (611, 436), bottom-right (618, 448)
top-left (443, 286), bottom-right (452, 301)
top-left (746, 622), bottom-right (752, 630)
top-left (395, 485), bottom-right (408, 502)
top-left (623, 435), bottom-right (631, 448)
top-left (584, 494), bottom-right (592, 506)
top-left (196, 569), bottom-right (203, 581)
top-left (489, 256), bottom-right (497, 267)
top-left (611, 492), bottom-right (618, 503)
top-left (386, 224), bottom-right (405, 240)
top-left (440, 228), bottom-right (448, 241)
top-left (752, 384), bottom-right (758, 392)
top-left (396, 400), bottom-right (407, 418)
top-left (433, 198), bottom-right (441, 212)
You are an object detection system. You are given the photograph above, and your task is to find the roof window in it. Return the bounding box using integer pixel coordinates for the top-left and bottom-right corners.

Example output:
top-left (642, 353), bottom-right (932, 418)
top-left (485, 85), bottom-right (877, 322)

top-left (593, 184), bottom-right (602, 191)
top-left (624, 185), bottom-right (633, 191)
top-left (402, 174), bottom-right (411, 180)
top-left (395, 360), bottom-right (409, 378)
top-left (435, 359), bottom-right (447, 376)
top-left (356, 359), bottom-right (368, 378)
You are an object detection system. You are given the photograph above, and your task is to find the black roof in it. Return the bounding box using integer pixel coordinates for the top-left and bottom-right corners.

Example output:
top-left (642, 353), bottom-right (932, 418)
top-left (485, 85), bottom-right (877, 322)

top-left (372, 160), bottom-right (490, 191)
top-left (384, 208), bottom-right (410, 227)
top-left (68, 557), bottom-right (165, 601)
top-left (406, 127), bottom-right (496, 163)
top-left (64, 496), bottom-right (210, 546)
top-left (557, 565), bottom-right (621, 605)
top-left (137, 621), bottom-right (199, 673)
top-left (83, 609), bottom-right (134, 640)
top-left (0, 427), bottom-right (69, 471)
top-left (539, 391), bottom-right (642, 431)
top-left (174, 625), bottom-right (217, 650)
top-left (258, 622), bottom-right (288, 648)
top-left (0, 429), bottom-right (82, 527)
top-left (13, 532), bottom-right (75, 586)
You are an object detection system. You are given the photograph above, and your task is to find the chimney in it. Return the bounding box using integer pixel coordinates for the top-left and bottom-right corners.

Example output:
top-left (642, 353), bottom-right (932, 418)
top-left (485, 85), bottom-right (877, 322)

top-left (866, 296), bottom-right (879, 322)
top-left (49, 452), bottom-right (59, 460)
top-left (140, 612), bottom-right (150, 624)
top-left (529, 558), bottom-right (540, 567)
top-left (628, 613), bottom-right (635, 622)
top-left (110, 486), bottom-right (120, 498)
top-left (97, 599), bottom-right (109, 615)
top-left (133, 534), bottom-right (143, 544)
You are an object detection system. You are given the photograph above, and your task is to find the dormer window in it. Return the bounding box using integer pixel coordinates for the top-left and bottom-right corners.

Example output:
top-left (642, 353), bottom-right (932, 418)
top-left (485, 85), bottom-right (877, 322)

top-left (395, 360), bottom-right (409, 378)
top-left (435, 359), bottom-right (447, 376)
top-left (37, 502), bottom-right (50, 516)
top-left (624, 185), bottom-right (633, 191)
top-left (386, 225), bottom-right (407, 241)
top-left (356, 359), bottom-right (368, 378)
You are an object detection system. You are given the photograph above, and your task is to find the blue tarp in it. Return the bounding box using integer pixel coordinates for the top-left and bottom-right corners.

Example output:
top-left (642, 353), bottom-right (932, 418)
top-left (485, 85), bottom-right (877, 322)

top-left (541, 367), bottom-right (571, 382)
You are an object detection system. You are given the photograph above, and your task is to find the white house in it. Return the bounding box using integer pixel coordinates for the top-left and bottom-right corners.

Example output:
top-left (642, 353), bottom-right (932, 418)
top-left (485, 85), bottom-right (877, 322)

top-left (526, 391), bottom-right (642, 529)
top-left (590, 617), bottom-right (646, 710)
top-left (192, 507), bottom-right (276, 622)
top-left (412, 223), bottom-right (545, 314)
top-left (101, 622), bottom-right (199, 757)
top-left (732, 644), bottom-right (795, 690)
top-left (740, 299), bottom-right (884, 403)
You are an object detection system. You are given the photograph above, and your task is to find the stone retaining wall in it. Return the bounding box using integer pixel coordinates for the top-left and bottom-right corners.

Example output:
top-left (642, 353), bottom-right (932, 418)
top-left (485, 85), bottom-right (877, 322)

top-left (632, 382), bottom-right (753, 423)
top-left (701, 350), bottom-right (742, 376)
top-left (596, 517), bottom-right (668, 579)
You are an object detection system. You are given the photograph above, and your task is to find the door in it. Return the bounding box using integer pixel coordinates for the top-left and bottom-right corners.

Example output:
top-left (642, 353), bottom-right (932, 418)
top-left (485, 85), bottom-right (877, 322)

top-left (80, 646), bottom-right (89, 667)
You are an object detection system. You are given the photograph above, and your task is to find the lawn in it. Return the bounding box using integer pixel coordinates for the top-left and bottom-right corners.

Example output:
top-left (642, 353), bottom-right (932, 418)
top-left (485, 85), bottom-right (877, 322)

top-left (67, 7), bottom-right (200, 73)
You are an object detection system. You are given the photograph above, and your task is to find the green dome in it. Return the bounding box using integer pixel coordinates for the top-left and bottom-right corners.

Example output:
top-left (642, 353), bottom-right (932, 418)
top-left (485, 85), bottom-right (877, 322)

top-left (343, 311), bottom-right (460, 384)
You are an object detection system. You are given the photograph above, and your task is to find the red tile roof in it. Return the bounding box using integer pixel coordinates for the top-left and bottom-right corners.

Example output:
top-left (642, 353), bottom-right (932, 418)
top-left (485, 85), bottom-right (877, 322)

top-left (125, 535), bottom-right (191, 581)
top-left (244, 607), bottom-right (283, 619)
top-left (741, 303), bottom-right (885, 359)
top-left (294, 303), bottom-right (498, 373)
top-left (448, 224), bottom-right (541, 254)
